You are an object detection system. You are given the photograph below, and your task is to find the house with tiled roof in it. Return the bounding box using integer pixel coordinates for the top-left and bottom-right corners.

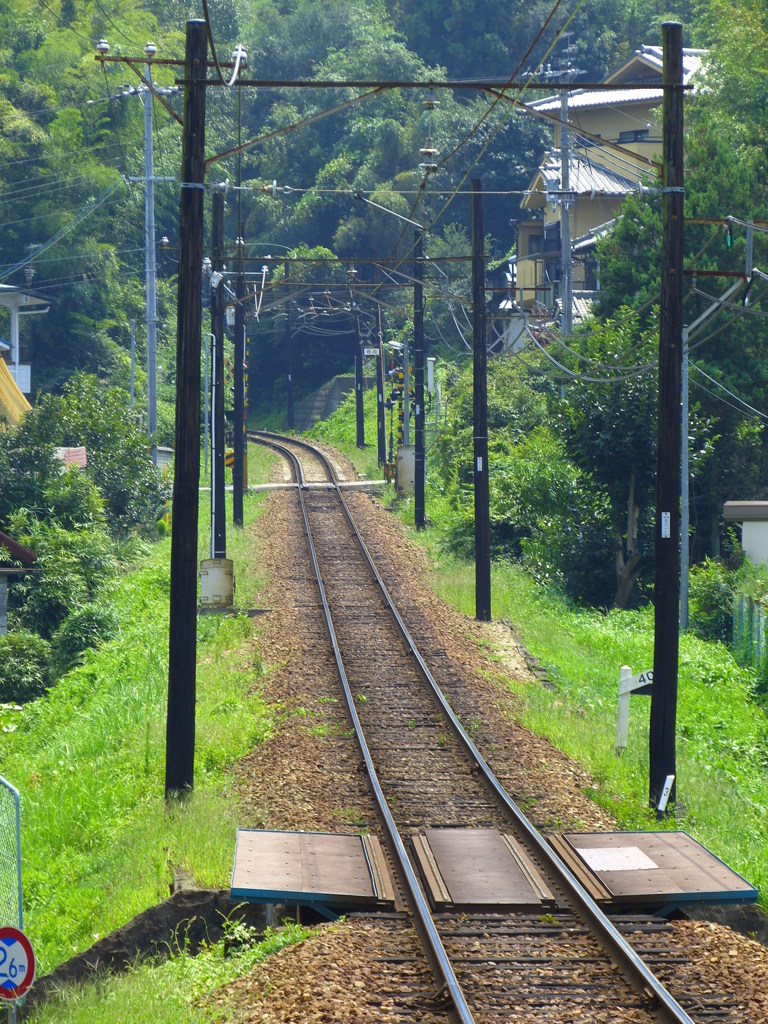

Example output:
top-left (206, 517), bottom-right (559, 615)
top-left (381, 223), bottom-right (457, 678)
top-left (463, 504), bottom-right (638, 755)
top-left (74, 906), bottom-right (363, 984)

top-left (513, 45), bottom-right (706, 314)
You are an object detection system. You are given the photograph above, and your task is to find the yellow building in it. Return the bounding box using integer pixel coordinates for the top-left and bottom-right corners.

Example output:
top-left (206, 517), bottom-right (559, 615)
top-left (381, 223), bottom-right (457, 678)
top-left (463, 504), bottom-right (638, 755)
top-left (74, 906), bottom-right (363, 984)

top-left (515, 45), bottom-right (706, 313)
top-left (0, 354), bottom-right (31, 428)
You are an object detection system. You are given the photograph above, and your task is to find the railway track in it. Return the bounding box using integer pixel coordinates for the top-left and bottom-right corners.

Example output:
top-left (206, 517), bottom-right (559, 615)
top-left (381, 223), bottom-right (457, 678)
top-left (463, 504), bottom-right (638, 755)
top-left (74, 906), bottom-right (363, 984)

top-left (250, 430), bottom-right (740, 1024)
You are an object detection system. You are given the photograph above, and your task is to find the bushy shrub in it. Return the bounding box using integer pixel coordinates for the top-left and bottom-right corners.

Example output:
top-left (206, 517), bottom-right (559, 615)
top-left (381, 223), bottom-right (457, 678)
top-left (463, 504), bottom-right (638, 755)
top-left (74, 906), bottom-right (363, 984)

top-left (52, 603), bottom-right (119, 676)
top-left (520, 490), bottom-right (615, 607)
top-left (6, 513), bottom-right (116, 638)
top-left (4, 373), bottom-right (169, 538)
top-left (0, 630), bottom-right (52, 703)
top-left (688, 558), bottom-right (738, 643)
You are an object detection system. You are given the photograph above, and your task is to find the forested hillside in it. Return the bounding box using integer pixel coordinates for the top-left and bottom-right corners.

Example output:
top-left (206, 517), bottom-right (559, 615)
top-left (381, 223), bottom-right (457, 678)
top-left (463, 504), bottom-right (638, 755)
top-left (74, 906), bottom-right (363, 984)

top-left (1, 0), bottom-right (767, 605)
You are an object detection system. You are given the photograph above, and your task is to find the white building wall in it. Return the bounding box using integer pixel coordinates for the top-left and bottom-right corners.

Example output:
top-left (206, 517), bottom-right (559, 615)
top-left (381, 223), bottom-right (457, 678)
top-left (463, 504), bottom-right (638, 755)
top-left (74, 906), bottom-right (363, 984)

top-left (741, 522), bottom-right (768, 564)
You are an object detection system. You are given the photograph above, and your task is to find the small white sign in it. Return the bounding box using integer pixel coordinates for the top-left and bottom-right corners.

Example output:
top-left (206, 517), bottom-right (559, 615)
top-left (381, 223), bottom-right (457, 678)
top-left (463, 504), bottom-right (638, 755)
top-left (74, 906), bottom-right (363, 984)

top-left (476, 457), bottom-right (483, 472)
top-left (661, 512), bottom-right (671, 538)
top-left (363, 347), bottom-right (378, 356)
top-left (658, 774), bottom-right (675, 813)
top-left (579, 846), bottom-right (658, 873)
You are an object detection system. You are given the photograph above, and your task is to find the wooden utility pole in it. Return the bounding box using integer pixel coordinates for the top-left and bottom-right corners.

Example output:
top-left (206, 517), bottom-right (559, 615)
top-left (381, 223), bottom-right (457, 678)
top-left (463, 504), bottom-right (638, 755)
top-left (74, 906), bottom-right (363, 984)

top-left (376, 307), bottom-right (386, 466)
top-left (354, 312), bottom-right (365, 448)
top-left (166, 19), bottom-right (207, 799)
top-left (285, 261), bottom-right (294, 430)
top-left (414, 230), bottom-right (425, 529)
top-left (211, 190), bottom-right (226, 558)
top-left (649, 22), bottom-right (684, 812)
top-left (233, 226), bottom-right (246, 526)
top-left (472, 180), bottom-right (491, 621)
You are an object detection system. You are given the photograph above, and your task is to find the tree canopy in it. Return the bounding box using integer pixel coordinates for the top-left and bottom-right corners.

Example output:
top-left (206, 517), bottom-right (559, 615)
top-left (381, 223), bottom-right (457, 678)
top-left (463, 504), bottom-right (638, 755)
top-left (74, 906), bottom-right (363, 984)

top-left (0, 0), bottom-right (766, 606)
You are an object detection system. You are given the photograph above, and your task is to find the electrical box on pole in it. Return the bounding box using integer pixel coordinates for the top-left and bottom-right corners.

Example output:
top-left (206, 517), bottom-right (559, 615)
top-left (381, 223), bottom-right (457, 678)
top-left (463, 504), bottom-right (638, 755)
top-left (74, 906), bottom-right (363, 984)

top-left (649, 22), bottom-right (684, 812)
top-left (166, 19), bottom-right (207, 800)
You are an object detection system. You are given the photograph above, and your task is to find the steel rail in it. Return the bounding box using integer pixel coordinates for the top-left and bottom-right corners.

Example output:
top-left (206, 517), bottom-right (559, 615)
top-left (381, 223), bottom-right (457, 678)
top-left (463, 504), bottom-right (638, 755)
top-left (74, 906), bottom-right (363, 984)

top-left (251, 430), bottom-right (696, 1024)
top-left (251, 431), bottom-right (474, 1024)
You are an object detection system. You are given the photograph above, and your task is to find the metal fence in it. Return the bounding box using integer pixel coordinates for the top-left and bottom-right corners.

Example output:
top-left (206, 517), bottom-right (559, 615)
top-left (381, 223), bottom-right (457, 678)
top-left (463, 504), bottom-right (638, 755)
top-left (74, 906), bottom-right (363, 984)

top-left (733, 594), bottom-right (767, 671)
top-left (0, 775), bottom-right (22, 931)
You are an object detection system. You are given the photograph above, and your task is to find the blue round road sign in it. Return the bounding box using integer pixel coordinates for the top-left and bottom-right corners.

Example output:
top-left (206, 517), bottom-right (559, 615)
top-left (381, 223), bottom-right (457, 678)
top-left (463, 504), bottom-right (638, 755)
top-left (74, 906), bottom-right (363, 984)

top-left (0, 926), bottom-right (35, 1000)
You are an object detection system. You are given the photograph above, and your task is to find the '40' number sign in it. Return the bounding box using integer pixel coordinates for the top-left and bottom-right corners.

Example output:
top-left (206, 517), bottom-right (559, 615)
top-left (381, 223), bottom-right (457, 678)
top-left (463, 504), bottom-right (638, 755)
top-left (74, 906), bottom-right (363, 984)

top-left (0, 926), bottom-right (35, 1000)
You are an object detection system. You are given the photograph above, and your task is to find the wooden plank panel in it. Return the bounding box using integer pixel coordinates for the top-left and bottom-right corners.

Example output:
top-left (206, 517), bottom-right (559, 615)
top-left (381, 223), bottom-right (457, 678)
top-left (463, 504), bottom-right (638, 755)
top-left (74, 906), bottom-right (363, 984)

top-left (413, 828), bottom-right (556, 911)
top-left (559, 831), bottom-right (758, 906)
top-left (231, 830), bottom-right (394, 907)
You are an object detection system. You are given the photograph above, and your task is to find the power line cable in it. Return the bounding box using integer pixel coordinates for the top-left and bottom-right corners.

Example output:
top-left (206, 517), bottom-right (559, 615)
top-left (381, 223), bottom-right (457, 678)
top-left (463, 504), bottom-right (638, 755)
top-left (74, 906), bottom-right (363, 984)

top-left (690, 363), bottom-right (768, 420)
top-left (38, 0), bottom-right (97, 47)
top-left (689, 376), bottom-right (768, 422)
top-left (92, 0), bottom-right (142, 47)
top-left (0, 183), bottom-right (123, 282)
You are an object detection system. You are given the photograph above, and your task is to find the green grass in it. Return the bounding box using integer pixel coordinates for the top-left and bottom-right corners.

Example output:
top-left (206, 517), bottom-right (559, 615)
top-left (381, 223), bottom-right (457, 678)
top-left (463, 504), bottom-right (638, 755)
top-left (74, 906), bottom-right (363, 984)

top-left (8, 422), bottom-right (768, 1020)
top-left (1, 479), bottom-right (275, 977)
top-left (307, 384), bottom-right (393, 484)
top-left (27, 921), bottom-right (313, 1024)
top-left (426, 554), bottom-right (768, 906)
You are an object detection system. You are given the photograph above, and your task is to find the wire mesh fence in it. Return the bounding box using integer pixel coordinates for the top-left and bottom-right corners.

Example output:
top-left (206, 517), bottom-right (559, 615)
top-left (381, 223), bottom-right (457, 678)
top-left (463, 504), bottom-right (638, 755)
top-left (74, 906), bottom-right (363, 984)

top-left (733, 594), bottom-right (767, 673)
top-left (0, 775), bottom-right (21, 931)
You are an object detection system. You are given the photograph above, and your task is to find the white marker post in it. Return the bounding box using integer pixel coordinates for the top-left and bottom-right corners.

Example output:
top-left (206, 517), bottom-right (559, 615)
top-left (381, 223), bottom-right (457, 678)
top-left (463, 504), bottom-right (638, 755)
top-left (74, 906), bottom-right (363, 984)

top-left (616, 666), bottom-right (654, 754)
top-left (657, 774), bottom-right (676, 819)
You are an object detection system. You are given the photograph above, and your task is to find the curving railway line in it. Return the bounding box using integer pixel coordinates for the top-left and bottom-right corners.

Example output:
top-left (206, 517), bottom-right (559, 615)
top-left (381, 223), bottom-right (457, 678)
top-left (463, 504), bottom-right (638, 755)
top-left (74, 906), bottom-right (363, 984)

top-left (248, 430), bottom-right (743, 1024)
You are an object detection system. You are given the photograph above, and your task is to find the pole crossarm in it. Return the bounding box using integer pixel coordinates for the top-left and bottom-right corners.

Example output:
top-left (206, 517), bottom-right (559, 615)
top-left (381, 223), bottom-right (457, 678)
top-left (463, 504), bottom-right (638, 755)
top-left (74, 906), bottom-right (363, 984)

top-left (196, 77), bottom-right (694, 93)
top-left (97, 52), bottom-right (686, 167)
top-left (95, 56), bottom-right (183, 124)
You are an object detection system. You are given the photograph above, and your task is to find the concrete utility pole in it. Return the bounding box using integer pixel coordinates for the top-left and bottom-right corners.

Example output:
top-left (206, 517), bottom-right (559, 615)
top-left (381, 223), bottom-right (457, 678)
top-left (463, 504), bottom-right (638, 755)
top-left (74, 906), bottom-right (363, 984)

top-left (166, 19), bottom-right (207, 800)
top-left (285, 261), bottom-right (294, 430)
top-left (560, 87), bottom-right (572, 336)
top-left (472, 179), bottom-right (491, 621)
top-left (649, 22), bottom-right (683, 813)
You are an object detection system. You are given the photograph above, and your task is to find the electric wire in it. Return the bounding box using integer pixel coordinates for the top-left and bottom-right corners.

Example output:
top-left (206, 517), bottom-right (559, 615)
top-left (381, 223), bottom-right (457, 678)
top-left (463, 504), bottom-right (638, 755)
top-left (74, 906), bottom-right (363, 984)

top-left (200, 0), bottom-right (225, 84)
top-left (368, 0), bottom-right (584, 293)
top-left (423, 0), bottom-right (588, 235)
top-left (690, 375), bottom-right (768, 422)
top-left (690, 363), bottom-right (768, 420)
top-left (529, 329), bottom-right (656, 383)
top-left (0, 182), bottom-right (123, 282)
top-left (693, 286), bottom-right (768, 319)
top-left (38, 0), bottom-right (98, 47)
top-left (728, 215), bottom-right (768, 236)
top-left (92, 0), bottom-right (142, 47)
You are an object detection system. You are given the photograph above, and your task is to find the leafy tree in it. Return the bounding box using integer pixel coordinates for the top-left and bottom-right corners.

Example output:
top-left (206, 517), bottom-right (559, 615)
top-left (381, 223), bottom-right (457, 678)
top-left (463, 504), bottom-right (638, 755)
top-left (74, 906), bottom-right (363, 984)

top-left (10, 374), bottom-right (167, 536)
top-left (430, 357), bottom-right (615, 602)
top-left (5, 510), bottom-right (114, 639)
